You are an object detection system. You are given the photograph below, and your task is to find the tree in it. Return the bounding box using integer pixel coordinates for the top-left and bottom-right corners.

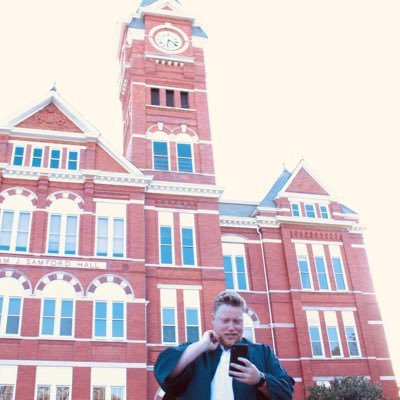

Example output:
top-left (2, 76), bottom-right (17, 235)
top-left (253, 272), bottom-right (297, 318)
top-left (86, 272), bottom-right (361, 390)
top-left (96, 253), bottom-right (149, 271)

top-left (306, 376), bottom-right (386, 400)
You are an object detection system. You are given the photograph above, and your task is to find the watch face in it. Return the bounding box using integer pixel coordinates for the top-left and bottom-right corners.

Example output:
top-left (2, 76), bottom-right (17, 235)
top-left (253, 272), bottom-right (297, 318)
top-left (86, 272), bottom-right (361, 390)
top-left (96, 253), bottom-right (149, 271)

top-left (154, 30), bottom-right (183, 51)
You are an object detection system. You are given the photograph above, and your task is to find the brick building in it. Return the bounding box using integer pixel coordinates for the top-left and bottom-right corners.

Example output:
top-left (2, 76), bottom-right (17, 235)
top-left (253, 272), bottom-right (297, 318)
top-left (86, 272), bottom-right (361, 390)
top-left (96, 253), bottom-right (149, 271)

top-left (0, 0), bottom-right (397, 399)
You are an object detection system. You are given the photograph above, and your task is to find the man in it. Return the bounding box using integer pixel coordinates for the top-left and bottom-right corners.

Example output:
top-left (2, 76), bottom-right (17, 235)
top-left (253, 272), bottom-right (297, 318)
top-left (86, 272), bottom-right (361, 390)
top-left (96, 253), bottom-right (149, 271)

top-left (154, 290), bottom-right (295, 399)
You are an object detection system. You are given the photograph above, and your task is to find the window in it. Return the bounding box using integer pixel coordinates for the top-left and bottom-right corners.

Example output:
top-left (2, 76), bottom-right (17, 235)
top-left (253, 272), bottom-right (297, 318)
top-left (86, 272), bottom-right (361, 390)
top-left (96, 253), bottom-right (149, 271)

top-left (166, 90), bottom-right (174, 107)
top-left (91, 368), bottom-right (126, 400)
top-left (342, 311), bottom-right (361, 357)
top-left (0, 385), bottom-right (14, 400)
top-left (160, 289), bottom-right (177, 344)
top-left (12, 146), bottom-right (24, 166)
top-left (96, 217), bottom-right (125, 257)
top-left (50, 149), bottom-right (61, 169)
top-left (291, 203), bottom-right (300, 217)
top-left (153, 141), bottom-right (169, 171)
top-left (325, 311), bottom-right (342, 357)
top-left (319, 205), bottom-right (329, 219)
top-left (184, 290), bottom-right (200, 342)
top-left (177, 143), bottom-right (193, 173)
top-left (67, 150), bottom-right (78, 170)
top-left (31, 147), bottom-right (44, 167)
top-left (180, 91), bottom-right (189, 108)
top-left (159, 211), bottom-right (174, 265)
top-left (0, 297), bottom-right (22, 335)
top-left (36, 386), bottom-right (50, 400)
top-left (223, 256), bottom-right (248, 290)
top-left (41, 299), bottom-right (74, 337)
top-left (47, 198), bottom-right (80, 256)
top-left (243, 313), bottom-right (255, 342)
top-left (313, 245), bottom-right (330, 290)
top-left (56, 386), bottom-right (70, 400)
top-left (94, 301), bottom-right (125, 339)
top-left (305, 204), bottom-right (316, 218)
top-left (306, 311), bottom-right (324, 357)
top-left (95, 202), bottom-right (126, 258)
top-left (329, 246), bottom-right (348, 291)
top-left (48, 214), bottom-right (78, 255)
top-left (180, 213), bottom-right (196, 266)
top-left (0, 210), bottom-right (31, 252)
top-left (151, 88), bottom-right (160, 106)
top-left (295, 244), bottom-right (313, 289)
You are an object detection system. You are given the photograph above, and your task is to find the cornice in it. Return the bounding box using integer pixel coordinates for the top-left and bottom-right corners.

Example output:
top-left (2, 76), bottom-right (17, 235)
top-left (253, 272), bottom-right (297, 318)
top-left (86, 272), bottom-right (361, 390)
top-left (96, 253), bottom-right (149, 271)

top-left (4, 127), bottom-right (98, 142)
top-left (147, 181), bottom-right (224, 198)
top-left (219, 216), bottom-right (258, 228)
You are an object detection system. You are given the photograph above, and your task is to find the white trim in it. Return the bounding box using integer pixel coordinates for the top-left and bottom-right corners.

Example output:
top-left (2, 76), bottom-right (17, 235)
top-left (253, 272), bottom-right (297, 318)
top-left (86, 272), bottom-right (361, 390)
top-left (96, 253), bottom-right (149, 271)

top-left (148, 181), bottom-right (224, 198)
top-left (145, 263), bottom-right (223, 270)
top-left (351, 244), bottom-right (366, 248)
top-left (368, 320), bottom-right (383, 325)
top-left (380, 376), bottom-right (397, 381)
top-left (157, 284), bottom-right (202, 290)
top-left (292, 239), bottom-right (342, 246)
top-left (9, 140), bottom-right (86, 150)
top-left (303, 306), bottom-right (357, 311)
top-left (0, 359), bottom-right (146, 368)
top-left (144, 206), bottom-right (218, 215)
top-left (131, 81), bottom-right (207, 93)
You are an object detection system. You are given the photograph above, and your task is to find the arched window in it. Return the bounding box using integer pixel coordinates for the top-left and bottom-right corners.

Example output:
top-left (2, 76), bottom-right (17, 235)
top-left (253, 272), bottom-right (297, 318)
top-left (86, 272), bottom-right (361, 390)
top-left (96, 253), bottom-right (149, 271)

top-left (243, 313), bottom-right (255, 343)
top-left (0, 276), bottom-right (26, 336)
top-left (0, 194), bottom-right (34, 252)
top-left (90, 280), bottom-right (130, 340)
top-left (47, 198), bottom-right (80, 255)
top-left (38, 279), bottom-right (80, 338)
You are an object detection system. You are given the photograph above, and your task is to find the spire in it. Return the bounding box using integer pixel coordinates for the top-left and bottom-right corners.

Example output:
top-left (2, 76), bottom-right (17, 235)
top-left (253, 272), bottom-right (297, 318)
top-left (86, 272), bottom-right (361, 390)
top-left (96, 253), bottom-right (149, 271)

top-left (50, 82), bottom-right (57, 92)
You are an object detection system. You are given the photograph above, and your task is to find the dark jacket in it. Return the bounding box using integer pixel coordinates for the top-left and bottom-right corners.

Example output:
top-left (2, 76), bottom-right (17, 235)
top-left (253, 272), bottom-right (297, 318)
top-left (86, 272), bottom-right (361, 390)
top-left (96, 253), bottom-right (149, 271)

top-left (154, 338), bottom-right (295, 400)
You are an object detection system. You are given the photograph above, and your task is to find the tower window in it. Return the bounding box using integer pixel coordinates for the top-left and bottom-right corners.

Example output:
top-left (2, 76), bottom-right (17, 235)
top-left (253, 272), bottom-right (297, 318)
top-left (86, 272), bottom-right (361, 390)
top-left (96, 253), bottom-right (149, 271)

top-left (177, 143), bottom-right (193, 173)
top-left (153, 141), bottom-right (169, 171)
top-left (180, 91), bottom-right (189, 109)
top-left (151, 88), bottom-right (160, 106)
top-left (166, 90), bottom-right (175, 107)
top-left (12, 146), bottom-right (25, 166)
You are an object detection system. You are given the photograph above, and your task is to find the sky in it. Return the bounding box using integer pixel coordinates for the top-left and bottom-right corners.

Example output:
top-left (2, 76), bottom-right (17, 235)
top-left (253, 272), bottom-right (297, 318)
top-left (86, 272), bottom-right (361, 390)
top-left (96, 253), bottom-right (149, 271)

top-left (0, 0), bottom-right (399, 384)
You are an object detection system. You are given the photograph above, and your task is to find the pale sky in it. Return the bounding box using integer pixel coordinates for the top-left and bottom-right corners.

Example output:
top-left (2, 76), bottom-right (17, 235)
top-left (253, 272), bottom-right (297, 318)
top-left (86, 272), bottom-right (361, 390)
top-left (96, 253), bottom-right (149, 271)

top-left (0, 0), bottom-right (399, 383)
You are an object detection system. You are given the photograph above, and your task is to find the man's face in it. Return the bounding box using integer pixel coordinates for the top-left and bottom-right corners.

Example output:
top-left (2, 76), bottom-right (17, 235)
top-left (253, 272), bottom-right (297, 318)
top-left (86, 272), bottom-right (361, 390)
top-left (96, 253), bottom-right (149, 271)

top-left (212, 304), bottom-right (244, 349)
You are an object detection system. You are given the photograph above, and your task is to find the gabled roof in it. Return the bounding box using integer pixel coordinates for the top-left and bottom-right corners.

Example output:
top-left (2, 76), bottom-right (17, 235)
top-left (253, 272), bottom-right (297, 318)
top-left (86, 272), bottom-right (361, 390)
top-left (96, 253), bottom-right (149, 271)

top-left (0, 90), bottom-right (146, 177)
top-left (0, 90), bottom-right (100, 136)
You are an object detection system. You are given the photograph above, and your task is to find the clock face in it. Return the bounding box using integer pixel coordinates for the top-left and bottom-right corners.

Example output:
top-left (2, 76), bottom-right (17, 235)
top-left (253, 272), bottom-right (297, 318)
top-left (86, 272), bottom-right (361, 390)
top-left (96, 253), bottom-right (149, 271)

top-left (154, 30), bottom-right (183, 52)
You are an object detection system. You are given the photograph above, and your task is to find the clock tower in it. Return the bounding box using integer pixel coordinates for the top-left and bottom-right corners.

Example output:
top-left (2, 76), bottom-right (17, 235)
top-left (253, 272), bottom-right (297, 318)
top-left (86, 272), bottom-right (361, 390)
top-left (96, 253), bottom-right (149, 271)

top-left (118, 0), bottom-right (216, 186)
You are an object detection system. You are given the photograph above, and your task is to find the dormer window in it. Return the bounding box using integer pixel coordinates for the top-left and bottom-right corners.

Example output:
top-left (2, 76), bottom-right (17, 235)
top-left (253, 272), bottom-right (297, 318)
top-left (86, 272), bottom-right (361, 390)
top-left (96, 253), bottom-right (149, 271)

top-left (291, 203), bottom-right (300, 217)
top-left (12, 146), bottom-right (25, 166)
top-left (31, 147), bottom-right (44, 167)
top-left (67, 150), bottom-right (79, 171)
top-left (305, 204), bottom-right (316, 218)
top-left (50, 149), bottom-right (61, 169)
top-left (319, 205), bottom-right (329, 219)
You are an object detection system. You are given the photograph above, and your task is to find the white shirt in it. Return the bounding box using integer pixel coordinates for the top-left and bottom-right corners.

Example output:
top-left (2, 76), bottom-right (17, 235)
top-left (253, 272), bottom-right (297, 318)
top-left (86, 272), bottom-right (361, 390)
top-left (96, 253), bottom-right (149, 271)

top-left (210, 347), bottom-right (234, 400)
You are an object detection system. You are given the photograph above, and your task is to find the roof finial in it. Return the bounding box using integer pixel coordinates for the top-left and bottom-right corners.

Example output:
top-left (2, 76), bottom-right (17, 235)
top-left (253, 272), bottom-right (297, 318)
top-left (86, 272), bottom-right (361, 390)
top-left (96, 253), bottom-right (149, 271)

top-left (283, 162), bottom-right (288, 172)
top-left (50, 82), bottom-right (57, 92)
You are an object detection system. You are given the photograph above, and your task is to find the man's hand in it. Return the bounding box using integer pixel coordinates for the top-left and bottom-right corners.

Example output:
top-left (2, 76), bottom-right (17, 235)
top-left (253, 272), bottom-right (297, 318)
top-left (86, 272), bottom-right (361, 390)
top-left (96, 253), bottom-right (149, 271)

top-left (200, 330), bottom-right (220, 352)
top-left (229, 357), bottom-right (262, 385)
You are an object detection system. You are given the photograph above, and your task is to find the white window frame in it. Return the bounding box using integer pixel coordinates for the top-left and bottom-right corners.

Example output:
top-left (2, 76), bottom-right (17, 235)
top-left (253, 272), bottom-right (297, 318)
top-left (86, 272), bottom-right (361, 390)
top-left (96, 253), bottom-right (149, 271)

top-left (0, 209), bottom-right (32, 253)
top-left (93, 300), bottom-right (126, 340)
top-left (95, 216), bottom-right (126, 258)
top-left (40, 298), bottom-right (75, 338)
top-left (313, 245), bottom-right (331, 291)
top-left (0, 296), bottom-right (23, 336)
top-left (46, 213), bottom-right (79, 255)
top-left (329, 245), bottom-right (348, 291)
top-left (12, 144), bottom-right (25, 166)
top-left (67, 149), bottom-right (79, 171)
top-left (342, 311), bottom-right (361, 357)
top-left (160, 289), bottom-right (178, 345)
top-left (222, 242), bottom-right (249, 291)
top-left (305, 203), bottom-right (316, 218)
top-left (243, 313), bottom-right (255, 342)
top-left (158, 212), bottom-right (174, 265)
top-left (49, 147), bottom-right (63, 169)
top-left (295, 244), bottom-right (314, 290)
top-left (31, 146), bottom-right (44, 168)
top-left (306, 310), bottom-right (325, 358)
top-left (176, 142), bottom-right (194, 173)
top-left (152, 140), bottom-right (170, 171)
top-left (319, 204), bottom-right (330, 219)
top-left (183, 290), bottom-right (201, 343)
top-left (0, 384), bottom-right (15, 400)
top-left (291, 202), bottom-right (301, 217)
top-left (180, 214), bottom-right (196, 266)
top-left (324, 311), bottom-right (343, 358)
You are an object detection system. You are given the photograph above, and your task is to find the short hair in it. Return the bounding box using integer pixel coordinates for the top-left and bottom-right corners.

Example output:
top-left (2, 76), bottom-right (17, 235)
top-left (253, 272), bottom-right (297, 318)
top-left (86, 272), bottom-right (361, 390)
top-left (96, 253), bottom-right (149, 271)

top-left (213, 290), bottom-right (246, 313)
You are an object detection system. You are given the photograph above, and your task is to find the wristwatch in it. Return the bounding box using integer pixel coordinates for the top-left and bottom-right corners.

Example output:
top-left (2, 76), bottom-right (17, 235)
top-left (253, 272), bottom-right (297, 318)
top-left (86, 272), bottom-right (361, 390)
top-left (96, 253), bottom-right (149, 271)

top-left (255, 372), bottom-right (266, 388)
